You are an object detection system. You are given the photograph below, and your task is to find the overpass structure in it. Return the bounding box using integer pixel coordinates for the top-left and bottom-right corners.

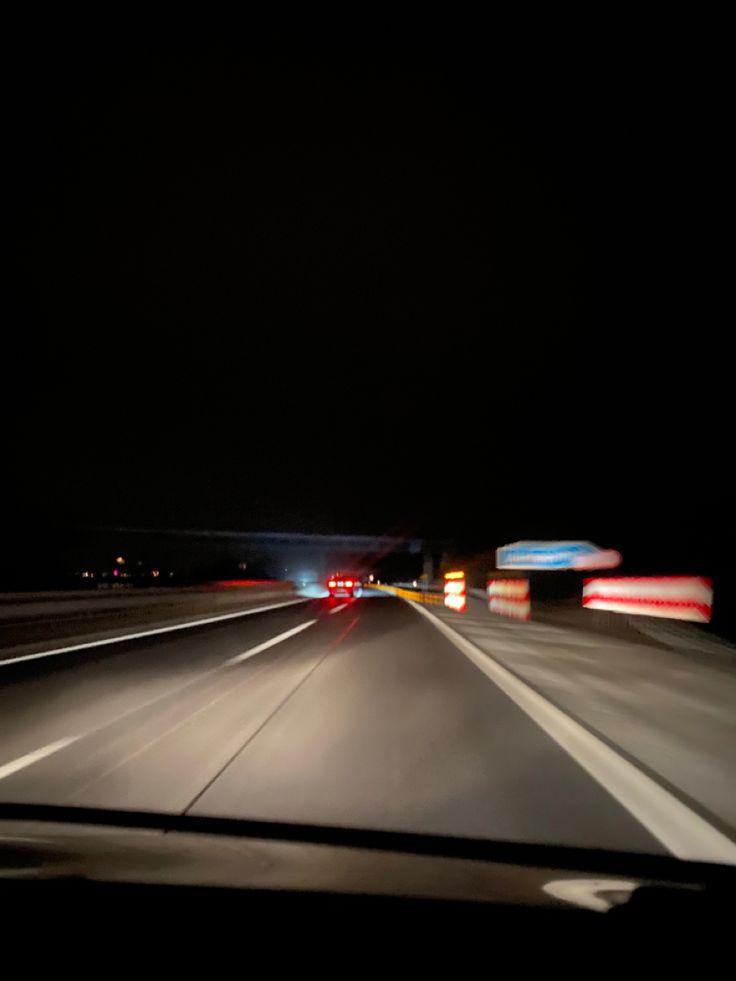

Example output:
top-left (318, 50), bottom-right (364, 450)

top-left (107, 527), bottom-right (425, 582)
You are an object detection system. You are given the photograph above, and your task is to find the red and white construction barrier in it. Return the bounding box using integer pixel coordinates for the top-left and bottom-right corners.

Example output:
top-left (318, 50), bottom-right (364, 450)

top-left (487, 579), bottom-right (531, 620)
top-left (582, 576), bottom-right (713, 623)
top-left (444, 571), bottom-right (467, 612)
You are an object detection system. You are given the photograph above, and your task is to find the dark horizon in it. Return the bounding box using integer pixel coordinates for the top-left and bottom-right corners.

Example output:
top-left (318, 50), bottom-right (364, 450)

top-left (7, 44), bottom-right (732, 583)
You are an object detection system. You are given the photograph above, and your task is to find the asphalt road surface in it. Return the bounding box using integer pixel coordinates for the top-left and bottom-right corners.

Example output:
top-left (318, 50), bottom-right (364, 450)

top-left (0, 591), bottom-right (711, 855)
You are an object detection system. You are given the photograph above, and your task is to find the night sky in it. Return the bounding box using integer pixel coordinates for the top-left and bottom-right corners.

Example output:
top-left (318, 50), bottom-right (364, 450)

top-left (7, 43), bottom-right (732, 573)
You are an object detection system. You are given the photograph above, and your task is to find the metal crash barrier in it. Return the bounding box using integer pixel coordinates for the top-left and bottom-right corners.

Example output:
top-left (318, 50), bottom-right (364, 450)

top-left (373, 585), bottom-right (444, 605)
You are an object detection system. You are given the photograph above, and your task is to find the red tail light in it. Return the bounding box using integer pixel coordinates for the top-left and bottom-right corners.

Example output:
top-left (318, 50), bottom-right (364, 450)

top-left (328, 580), bottom-right (336, 588)
top-left (345, 580), bottom-right (354, 588)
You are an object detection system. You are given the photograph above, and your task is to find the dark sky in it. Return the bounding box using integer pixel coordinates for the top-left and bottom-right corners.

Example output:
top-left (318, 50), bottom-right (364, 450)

top-left (7, 43), bottom-right (732, 564)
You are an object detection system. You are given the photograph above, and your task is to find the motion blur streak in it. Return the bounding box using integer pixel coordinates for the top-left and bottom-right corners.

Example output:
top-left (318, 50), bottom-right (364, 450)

top-left (444, 594), bottom-right (467, 612)
top-left (444, 570), bottom-right (467, 611)
top-left (487, 579), bottom-right (531, 620)
top-left (497, 541), bottom-right (622, 571)
top-left (583, 576), bottom-right (714, 622)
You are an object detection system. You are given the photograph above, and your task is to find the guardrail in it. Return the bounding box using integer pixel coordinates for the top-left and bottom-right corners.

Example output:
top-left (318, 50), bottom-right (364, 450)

top-left (0, 581), bottom-right (301, 664)
top-left (373, 585), bottom-right (444, 605)
top-left (0, 581), bottom-right (295, 621)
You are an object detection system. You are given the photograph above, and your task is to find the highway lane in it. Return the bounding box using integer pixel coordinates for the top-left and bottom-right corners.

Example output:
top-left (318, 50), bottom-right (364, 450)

top-left (0, 598), bottom-right (318, 766)
top-left (0, 593), bottom-right (668, 852)
top-left (425, 595), bottom-right (736, 837)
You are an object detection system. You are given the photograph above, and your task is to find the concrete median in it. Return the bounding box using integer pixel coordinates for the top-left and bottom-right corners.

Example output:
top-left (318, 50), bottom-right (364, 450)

top-left (0, 582), bottom-right (301, 666)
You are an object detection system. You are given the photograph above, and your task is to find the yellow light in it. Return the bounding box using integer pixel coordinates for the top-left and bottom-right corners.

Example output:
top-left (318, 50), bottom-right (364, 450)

top-left (115, 556), bottom-right (125, 565)
top-left (444, 570), bottom-right (465, 580)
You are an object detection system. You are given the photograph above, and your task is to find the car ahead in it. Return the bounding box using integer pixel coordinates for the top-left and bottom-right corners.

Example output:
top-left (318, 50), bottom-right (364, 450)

top-left (327, 574), bottom-right (362, 599)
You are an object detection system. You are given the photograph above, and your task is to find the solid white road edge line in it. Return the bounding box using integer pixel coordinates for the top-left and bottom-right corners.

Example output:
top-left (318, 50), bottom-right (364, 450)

top-left (225, 620), bottom-right (318, 665)
top-left (408, 600), bottom-right (736, 865)
top-left (329, 603), bottom-right (348, 615)
top-left (0, 598), bottom-right (310, 667)
top-left (0, 737), bottom-right (79, 781)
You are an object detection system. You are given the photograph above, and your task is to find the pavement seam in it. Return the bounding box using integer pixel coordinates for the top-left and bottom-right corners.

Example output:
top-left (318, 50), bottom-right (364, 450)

top-left (61, 640), bottom-right (314, 801)
top-left (0, 611), bottom-right (319, 783)
top-left (182, 615), bottom-right (360, 816)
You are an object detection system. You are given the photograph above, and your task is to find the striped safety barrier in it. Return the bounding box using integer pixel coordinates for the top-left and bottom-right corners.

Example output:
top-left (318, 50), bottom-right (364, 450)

top-left (443, 571), bottom-right (467, 612)
top-left (487, 579), bottom-right (531, 620)
top-left (582, 576), bottom-right (714, 623)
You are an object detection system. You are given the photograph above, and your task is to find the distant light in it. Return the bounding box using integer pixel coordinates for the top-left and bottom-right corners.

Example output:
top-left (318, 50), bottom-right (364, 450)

top-left (412, 580), bottom-right (418, 588)
top-left (238, 561), bottom-right (248, 571)
top-left (369, 574), bottom-right (375, 582)
top-left (113, 569), bottom-right (119, 577)
top-left (151, 570), bottom-right (160, 578)
top-left (444, 571), bottom-right (465, 581)
top-left (115, 556), bottom-right (125, 565)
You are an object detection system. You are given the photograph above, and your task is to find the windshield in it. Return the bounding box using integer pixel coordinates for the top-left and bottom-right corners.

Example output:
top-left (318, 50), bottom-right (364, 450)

top-left (4, 44), bottom-right (735, 869)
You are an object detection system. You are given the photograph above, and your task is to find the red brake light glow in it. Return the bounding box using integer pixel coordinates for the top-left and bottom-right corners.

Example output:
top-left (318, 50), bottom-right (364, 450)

top-left (328, 580), bottom-right (336, 588)
top-left (345, 580), bottom-right (354, 588)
